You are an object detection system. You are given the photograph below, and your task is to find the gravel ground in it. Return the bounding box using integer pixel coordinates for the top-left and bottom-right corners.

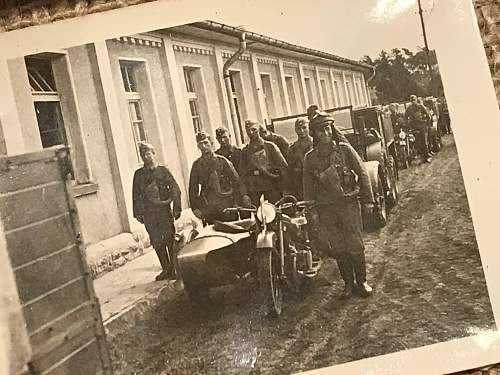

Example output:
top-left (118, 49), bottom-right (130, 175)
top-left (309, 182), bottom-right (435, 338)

top-left (108, 135), bottom-right (495, 375)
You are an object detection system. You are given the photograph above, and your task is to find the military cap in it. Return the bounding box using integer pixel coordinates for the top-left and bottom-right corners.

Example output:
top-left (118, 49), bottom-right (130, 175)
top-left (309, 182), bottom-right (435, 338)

top-left (308, 112), bottom-right (335, 137)
top-left (245, 119), bottom-right (260, 129)
top-left (195, 131), bottom-right (211, 143)
top-left (215, 127), bottom-right (229, 138)
top-left (295, 117), bottom-right (309, 128)
top-left (138, 142), bottom-right (155, 157)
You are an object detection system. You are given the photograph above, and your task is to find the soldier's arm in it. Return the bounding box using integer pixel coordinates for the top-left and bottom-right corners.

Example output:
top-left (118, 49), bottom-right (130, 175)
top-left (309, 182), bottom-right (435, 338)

top-left (278, 136), bottom-right (290, 157)
top-left (302, 156), bottom-right (315, 203)
top-left (270, 142), bottom-right (288, 175)
top-left (132, 170), bottom-right (145, 218)
top-left (188, 162), bottom-right (200, 211)
top-left (345, 144), bottom-right (374, 204)
top-left (333, 125), bottom-right (349, 144)
top-left (163, 167), bottom-right (182, 214)
top-left (222, 156), bottom-right (242, 203)
top-left (238, 150), bottom-right (249, 196)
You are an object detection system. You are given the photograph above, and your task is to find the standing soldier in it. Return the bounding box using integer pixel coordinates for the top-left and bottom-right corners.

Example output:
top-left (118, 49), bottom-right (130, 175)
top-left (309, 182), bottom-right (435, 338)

top-left (303, 113), bottom-right (375, 299)
top-left (189, 132), bottom-right (241, 225)
top-left (240, 120), bottom-right (289, 207)
top-left (405, 94), bottom-right (432, 163)
top-left (286, 117), bottom-right (313, 200)
top-left (215, 126), bottom-right (242, 175)
top-left (133, 142), bottom-right (181, 281)
top-left (259, 125), bottom-right (290, 158)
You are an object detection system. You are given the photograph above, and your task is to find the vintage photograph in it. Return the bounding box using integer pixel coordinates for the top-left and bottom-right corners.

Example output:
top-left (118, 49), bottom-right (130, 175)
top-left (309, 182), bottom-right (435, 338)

top-left (1, 0), bottom-right (499, 374)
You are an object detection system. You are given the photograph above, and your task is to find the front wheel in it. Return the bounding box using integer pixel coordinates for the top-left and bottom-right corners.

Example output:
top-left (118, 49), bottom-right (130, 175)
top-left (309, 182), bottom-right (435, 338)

top-left (256, 248), bottom-right (283, 317)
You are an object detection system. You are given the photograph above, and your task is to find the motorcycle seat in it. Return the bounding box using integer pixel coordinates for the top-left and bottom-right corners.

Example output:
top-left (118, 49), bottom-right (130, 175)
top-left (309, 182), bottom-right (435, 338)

top-left (213, 218), bottom-right (256, 233)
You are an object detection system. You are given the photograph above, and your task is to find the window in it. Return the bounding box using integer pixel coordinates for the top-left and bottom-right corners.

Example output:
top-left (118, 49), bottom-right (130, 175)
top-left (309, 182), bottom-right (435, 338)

top-left (334, 81), bottom-right (342, 107)
top-left (304, 77), bottom-right (314, 106)
top-left (320, 79), bottom-right (330, 108)
top-left (26, 57), bottom-right (67, 148)
top-left (183, 67), bottom-right (204, 134)
top-left (346, 81), bottom-right (353, 105)
top-left (229, 71), bottom-right (245, 142)
top-left (128, 100), bottom-right (147, 144)
top-left (285, 76), bottom-right (298, 114)
top-left (189, 100), bottom-right (202, 134)
top-left (120, 60), bottom-right (147, 161)
top-left (354, 82), bottom-right (360, 106)
top-left (260, 74), bottom-right (275, 121)
top-left (120, 63), bottom-right (138, 93)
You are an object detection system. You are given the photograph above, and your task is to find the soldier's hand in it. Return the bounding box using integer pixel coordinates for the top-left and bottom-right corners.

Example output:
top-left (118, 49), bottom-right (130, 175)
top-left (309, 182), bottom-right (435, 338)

top-left (192, 209), bottom-right (203, 220)
top-left (242, 195), bottom-right (252, 208)
top-left (363, 202), bottom-right (375, 216)
top-left (135, 215), bottom-right (144, 224)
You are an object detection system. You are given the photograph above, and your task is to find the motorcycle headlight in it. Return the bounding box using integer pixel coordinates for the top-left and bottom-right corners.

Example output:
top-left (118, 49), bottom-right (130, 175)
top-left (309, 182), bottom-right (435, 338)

top-left (256, 202), bottom-right (276, 224)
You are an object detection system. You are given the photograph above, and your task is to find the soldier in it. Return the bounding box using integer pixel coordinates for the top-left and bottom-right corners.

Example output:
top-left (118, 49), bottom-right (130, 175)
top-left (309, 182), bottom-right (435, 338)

top-left (306, 105), bottom-right (349, 144)
top-left (286, 117), bottom-right (313, 200)
top-left (215, 126), bottom-right (242, 175)
top-left (303, 113), bottom-right (375, 299)
top-left (259, 125), bottom-right (290, 158)
top-left (240, 119), bottom-right (289, 207)
top-left (189, 132), bottom-right (241, 225)
top-left (405, 94), bottom-right (432, 163)
top-left (132, 142), bottom-right (181, 281)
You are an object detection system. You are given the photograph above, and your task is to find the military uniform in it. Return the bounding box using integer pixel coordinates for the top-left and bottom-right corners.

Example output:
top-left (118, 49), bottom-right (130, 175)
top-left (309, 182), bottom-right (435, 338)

top-left (215, 145), bottom-right (242, 175)
top-left (262, 131), bottom-right (290, 159)
top-left (189, 154), bottom-right (241, 225)
top-left (133, 165), bottom-right (181, 274)
top-left (405, 102), bottom-right (431, 161)
top-left (240, 140), bottom-right (288, 205)
top-left (303, 136), bottom-right (374, 296)
top-left (286, 138), bottom-right (313, 200)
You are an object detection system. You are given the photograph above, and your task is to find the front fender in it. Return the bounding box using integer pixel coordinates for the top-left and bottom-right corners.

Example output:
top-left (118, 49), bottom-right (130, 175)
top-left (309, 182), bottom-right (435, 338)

top-left (256, 230), bottom-right (276, 249)
top-left (363, 160), bottom-right (382, 191)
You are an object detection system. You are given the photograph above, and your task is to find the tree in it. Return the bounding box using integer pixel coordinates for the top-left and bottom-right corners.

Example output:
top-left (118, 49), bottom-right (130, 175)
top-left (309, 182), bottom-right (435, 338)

top-left (361, 47), bottom-right (444, 105)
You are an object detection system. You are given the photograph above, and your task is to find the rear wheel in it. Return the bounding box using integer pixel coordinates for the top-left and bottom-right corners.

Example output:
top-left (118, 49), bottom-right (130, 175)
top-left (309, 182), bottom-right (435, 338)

top-left (256, 248), bottom-right (283, 317)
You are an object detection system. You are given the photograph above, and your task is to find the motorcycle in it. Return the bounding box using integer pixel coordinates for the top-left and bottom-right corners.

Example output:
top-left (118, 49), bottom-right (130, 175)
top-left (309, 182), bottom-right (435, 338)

top-left (406, 129), bottom-right (418, 165)
top-left (395, 129), bottom-right (410, 169)
top-left (175, 195), bottom-right (322, 316)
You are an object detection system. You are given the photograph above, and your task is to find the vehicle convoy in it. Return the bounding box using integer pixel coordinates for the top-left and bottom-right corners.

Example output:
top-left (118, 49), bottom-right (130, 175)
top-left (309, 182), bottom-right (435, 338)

top-left (269, 105), bottom-right (399, 231)
top-left (175, 195), bottom-right (321, 315)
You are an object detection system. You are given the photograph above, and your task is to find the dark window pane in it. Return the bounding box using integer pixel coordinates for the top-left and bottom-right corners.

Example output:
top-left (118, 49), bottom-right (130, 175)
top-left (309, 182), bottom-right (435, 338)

top-left (189, 100), bottom-right (199, 116)
top-left (229, 73), bottom-right (237, 93)
top-left (120, 63), bottom-right (138, 92)
top-left (34, 102), bottom-right (66, 148)
top-left (25, 57), bottom-right (57, 92)
top-left (184, 68), bottom-right (195, 93)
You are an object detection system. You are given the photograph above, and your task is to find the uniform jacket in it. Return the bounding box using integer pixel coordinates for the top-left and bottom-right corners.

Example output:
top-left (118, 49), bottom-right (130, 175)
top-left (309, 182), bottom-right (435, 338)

top-left (263, 131), bottom-right (290, 158)
top-left (286, 138), bottom-right (313, 199)
top-left (132, 165), bottom-right (181, 217)
top-left (303, 142), bottom-right (374, 206)
top-left (405, 103), bottom-right (430, 130)
top-left (189, 154), bottom-right (241, 212)
top-left (239, 140), bottom-right (288, 195)
top-left (215, 145), bottom-right (242, 174)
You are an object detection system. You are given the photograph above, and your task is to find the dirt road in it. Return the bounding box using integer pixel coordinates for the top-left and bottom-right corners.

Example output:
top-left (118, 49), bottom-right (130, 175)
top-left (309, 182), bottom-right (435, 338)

top-left (108, 136), bottom-right (495, 375)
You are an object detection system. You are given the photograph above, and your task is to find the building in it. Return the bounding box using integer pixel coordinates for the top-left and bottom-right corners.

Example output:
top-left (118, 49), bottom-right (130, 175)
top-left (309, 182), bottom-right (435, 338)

top-left (1, 20), bottom-right (373, 246)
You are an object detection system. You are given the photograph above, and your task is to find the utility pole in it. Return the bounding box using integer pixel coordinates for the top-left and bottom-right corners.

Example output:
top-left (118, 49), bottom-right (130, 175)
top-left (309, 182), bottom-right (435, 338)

top-left (417, 0), bottom-right (436, 97)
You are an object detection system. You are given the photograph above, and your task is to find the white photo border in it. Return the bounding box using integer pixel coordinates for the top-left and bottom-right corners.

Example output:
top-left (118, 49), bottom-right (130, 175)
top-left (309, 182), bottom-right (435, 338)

top-left (1, 0), bottom-right (500, 374)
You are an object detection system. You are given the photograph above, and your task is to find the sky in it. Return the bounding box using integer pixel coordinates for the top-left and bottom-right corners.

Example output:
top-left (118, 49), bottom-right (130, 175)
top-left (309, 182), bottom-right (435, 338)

top-left (208, 0), bottom-right (436, 61)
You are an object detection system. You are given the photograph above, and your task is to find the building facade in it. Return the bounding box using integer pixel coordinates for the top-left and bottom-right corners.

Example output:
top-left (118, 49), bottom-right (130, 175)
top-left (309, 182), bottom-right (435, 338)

top-left (1, 21), bottom-right (373, 246)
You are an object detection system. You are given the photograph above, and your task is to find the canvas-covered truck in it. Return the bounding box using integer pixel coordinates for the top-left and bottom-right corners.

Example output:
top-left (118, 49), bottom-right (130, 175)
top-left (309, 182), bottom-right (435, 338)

top-left (268, 105), bottom-right (399, 231)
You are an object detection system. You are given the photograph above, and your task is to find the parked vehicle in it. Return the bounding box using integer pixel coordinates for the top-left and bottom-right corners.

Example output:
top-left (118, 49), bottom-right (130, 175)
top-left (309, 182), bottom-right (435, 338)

top-left (175, 195), bottom-right (321, 316)
top-left (269, 105), bottom-right (399, 231)
top-left (407, 129), bottom-right (418, 164)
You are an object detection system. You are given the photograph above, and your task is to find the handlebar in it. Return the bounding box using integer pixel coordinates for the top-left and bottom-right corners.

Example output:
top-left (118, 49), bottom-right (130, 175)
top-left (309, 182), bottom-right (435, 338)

top-left (222, 199), bottom-right (315, 214)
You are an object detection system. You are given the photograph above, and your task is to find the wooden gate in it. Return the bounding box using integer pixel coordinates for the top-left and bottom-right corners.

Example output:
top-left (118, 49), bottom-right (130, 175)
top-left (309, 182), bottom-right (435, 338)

top-left (0, 146), bottom-right (113, 375)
